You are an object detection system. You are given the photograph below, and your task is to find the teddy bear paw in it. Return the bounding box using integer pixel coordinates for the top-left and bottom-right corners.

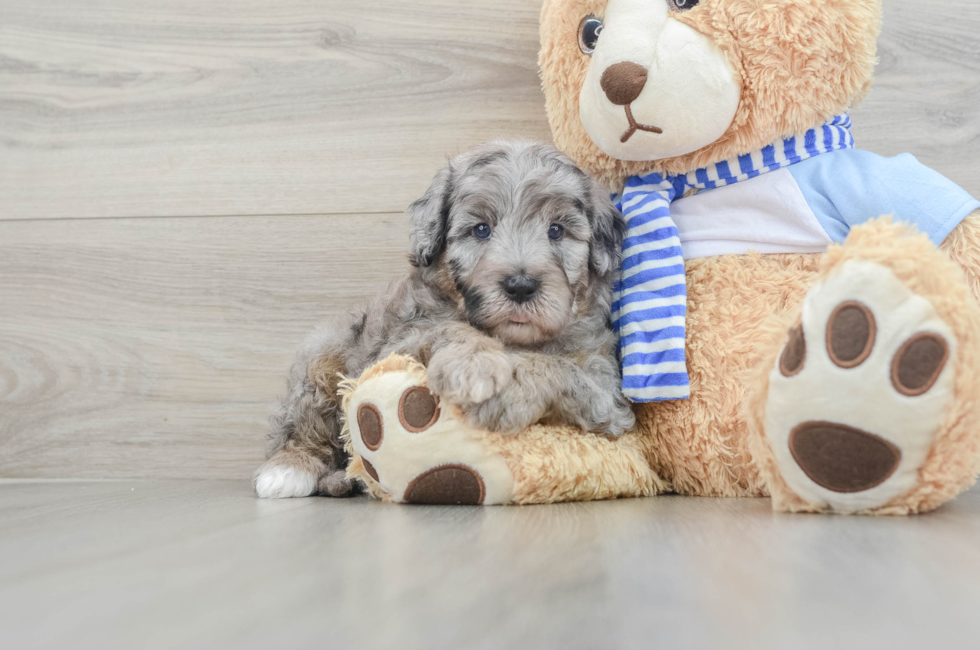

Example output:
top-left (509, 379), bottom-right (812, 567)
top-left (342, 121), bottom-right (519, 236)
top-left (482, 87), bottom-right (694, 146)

top-left (765, 259), bottom-right (957, 513)
top-left (346, 362), bottom-right (515, 505)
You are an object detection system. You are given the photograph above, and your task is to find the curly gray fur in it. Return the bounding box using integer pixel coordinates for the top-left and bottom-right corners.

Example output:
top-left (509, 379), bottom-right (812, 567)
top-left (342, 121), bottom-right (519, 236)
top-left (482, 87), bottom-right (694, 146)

top-left (253, 141), bottom-right (633, 498)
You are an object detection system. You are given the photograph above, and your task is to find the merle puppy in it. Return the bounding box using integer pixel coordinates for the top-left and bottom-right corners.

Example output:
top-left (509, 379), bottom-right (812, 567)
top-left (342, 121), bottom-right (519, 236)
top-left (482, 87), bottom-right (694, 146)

top-left (254, 141), bottom-right (634, 499)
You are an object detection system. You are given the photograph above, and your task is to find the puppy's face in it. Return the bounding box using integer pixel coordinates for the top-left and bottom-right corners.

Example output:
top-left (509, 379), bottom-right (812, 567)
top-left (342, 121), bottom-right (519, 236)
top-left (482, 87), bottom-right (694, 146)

top-left (409, 142), bottom-right (624, 346)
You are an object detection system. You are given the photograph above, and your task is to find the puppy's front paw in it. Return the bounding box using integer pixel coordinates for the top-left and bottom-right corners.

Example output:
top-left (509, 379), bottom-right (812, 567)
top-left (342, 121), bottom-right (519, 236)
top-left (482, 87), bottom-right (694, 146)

top-left (581, 391), bottom-right (636, 437)
top-left (463, 392), bottom-right (537, 434)
top-left (599, 400), bottom-right (636, 438)
top-left (428, 349), bottom-right (513, 405)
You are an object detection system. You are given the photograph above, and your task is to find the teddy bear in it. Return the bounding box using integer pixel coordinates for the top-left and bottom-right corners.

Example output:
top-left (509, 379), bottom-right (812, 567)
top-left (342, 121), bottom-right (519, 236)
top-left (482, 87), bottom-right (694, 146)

top-left (339, 0), bottom-right (980, 515)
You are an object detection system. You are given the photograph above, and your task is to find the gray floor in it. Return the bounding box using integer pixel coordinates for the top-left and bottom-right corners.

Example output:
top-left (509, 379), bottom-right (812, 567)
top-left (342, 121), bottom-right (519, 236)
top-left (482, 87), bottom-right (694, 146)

top-left (2, 481), bottom-right (979, 650)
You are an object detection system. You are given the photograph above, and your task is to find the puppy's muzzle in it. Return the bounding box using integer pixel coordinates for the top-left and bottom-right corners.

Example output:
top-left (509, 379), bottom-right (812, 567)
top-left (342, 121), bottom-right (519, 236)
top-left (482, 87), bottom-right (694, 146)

top-left (502, 274), bottom-right (540, 304)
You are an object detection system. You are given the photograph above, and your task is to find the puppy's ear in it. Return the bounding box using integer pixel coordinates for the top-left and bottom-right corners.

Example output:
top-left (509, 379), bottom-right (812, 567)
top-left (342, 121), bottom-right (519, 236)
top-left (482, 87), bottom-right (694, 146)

top-left (588, 190), bottom-right (627, 278)
top-left (408, 163), bottom-right (455, 267)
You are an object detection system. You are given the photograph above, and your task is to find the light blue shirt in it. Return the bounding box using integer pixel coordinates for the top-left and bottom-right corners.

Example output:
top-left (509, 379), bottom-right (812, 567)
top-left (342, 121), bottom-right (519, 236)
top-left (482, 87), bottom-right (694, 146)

top-left (669, 149), bottom-right (979, 260)
top-left (789, 149), bottom-right (980, 246)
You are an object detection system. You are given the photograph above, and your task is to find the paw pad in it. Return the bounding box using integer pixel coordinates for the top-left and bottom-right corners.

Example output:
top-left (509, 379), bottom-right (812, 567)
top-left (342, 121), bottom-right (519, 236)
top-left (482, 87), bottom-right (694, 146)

top-left (362, 458), bottom-right (380, 482)
top-left (346, 361), bottom-right (514, 505)
top-left (789, 422), bottom-right (901, 493)
top-left (405, 464), bottom-right (486, 505)
top-left (766, 260), bottom-right (957, 512)
top-left (779, 323), bottom-right (807, 377)
top-left (826, 301), bottom-right (876, 368)
top-left (398, 386), bottom-right (440, 431)
top-left (357, 403), bottom-right (384, 450)
top-left (892, 333), bottom-right (949, 397)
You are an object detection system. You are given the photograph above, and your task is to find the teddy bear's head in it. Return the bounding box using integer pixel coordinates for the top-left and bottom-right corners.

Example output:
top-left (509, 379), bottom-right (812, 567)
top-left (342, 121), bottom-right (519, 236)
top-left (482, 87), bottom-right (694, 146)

top-left (540, 0), bottom-right (882, 187)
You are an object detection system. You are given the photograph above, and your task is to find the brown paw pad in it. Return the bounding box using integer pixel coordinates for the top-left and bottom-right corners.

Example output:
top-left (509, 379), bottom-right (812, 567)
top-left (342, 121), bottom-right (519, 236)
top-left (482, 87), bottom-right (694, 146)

top-left (399, 386), bottom-right (440, 432)
top-left (826, 301), bottom-right (876, 369)
top-left (779, 322), bottom-right (807, 377)
top-left (892, 333), bottom-right (949, 397)
top-left (405, 464), bottom-right (486, 505)
top-left (789, 422), bottom-right (901, 493)
top-left (361, 458), bottom-right (380, 482)
top-left (357, 403), bottom-right (383, 451)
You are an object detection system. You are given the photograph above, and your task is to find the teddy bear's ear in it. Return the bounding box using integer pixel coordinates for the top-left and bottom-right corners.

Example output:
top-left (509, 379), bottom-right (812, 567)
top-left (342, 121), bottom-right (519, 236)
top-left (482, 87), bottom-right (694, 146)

top-left (588, 184), bottom-right (627, 279)
top-left (408, 163), bottom-right (455, 268)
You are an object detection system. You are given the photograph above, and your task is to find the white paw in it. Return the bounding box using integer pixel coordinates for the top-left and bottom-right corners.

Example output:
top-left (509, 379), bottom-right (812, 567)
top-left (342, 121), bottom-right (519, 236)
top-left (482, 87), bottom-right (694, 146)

top-left (766, 260), bottom-right (956, 513)
top-left (427, 349), bottom-right (513, 405)
top-left (253, 463), bottom-right (317, 499)
top-left (348, 366), bottom-right (514, 505)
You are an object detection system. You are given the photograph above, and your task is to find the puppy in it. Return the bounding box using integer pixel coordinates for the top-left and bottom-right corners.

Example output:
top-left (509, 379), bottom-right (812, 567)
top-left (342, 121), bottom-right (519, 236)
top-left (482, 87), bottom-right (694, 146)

top-left (254, 141), bottom-right (635, 499)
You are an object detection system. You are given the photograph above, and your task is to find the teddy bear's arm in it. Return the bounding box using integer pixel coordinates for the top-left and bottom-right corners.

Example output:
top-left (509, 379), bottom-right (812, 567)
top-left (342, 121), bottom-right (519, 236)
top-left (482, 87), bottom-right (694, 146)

top-left (941, 210), bottom-right (980, 304)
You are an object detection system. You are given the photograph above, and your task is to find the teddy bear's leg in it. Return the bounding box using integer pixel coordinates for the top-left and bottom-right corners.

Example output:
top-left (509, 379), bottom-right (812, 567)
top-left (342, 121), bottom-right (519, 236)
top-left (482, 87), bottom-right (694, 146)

top-left (342, 355), bottom-right (665, 505)
top-left (941, 210), bottom-right (980, 304)
top-left (746, 217), bottom-right (980, 515)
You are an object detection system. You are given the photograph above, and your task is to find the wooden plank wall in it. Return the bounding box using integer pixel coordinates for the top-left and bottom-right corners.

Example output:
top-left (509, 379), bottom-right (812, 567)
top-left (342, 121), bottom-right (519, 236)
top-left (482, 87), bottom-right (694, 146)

top-left (1, 0), bottom-right (978, 479)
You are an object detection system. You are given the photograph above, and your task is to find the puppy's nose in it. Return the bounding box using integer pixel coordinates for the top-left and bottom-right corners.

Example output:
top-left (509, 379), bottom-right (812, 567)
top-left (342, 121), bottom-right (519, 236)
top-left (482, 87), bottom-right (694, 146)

top-left (600, 61), bottom-right (648, 106)
top-left (502, 275), bottom-right (540, 304)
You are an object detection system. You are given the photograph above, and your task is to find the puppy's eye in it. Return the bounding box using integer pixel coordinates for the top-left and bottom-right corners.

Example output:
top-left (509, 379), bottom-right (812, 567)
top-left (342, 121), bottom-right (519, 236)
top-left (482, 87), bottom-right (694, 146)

top-left (548, 224), bottom-right (565, 241)
top-left (669, 0), bottom-right (700, 11)
top-left (578, 17), bottom-right (603, 55)
top-left (473, 223), bottom-right (492, 240)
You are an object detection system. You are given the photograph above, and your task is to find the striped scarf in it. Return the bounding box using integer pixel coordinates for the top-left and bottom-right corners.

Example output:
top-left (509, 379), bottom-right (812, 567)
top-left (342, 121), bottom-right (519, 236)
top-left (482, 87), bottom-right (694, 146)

top-left (614, 115), bottom-right (855, 403)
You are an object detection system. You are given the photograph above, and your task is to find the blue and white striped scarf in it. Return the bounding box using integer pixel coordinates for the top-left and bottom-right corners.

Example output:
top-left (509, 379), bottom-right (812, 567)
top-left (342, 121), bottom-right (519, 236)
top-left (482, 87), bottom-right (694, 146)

top-left (614, 115), bottom-right (855, 403)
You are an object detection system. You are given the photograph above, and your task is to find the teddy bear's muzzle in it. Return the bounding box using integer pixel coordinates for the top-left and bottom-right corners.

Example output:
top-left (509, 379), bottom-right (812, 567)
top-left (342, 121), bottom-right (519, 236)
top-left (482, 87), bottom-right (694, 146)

top-left (599, 61), bottom-right (664, 143)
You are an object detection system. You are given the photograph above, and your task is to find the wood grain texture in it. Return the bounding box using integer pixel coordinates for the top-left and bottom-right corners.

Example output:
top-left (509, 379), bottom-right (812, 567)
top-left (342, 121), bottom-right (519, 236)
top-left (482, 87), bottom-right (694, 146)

top-left (0, 0), bottom-right (551, 220)
top-left (0, 214), bottom-right (409, 478)
top-left (1, 0), bottom-right (979, 479)
top-left (850, 0), bottom-right (980, 195)
top-left (2, 1), bottom-right (979, 220)
top-left (2, 480), bottom-right (980, 650)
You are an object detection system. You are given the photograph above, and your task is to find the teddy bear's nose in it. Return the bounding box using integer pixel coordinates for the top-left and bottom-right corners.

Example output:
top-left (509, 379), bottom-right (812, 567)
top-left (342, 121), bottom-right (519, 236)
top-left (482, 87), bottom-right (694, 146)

top-left (600, 61), bottom-right (649, 106)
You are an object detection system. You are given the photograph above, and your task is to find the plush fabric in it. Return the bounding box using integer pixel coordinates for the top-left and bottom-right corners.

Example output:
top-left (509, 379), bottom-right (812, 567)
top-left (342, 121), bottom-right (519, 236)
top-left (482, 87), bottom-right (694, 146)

top-left (344, 0), bottom-right (980, 515)
top-left (540, 0), bottom-right (882, 188)
top-left (941, 212), bottom-right (980, 303)
top-left (341, 354), bottom-right (667, 505)
top-left (789, 152), bottom-right (980, 246)
top-left (347, 220), bottom-right (980, 513)
top-left (745, 219), bottom-right (980, 514)
top-left (674, 150), bottom-right (980, 259)
top-left (577, 0), bottom-right (742, 162)
top-left (534, 0), bottom-right (980, 513)
top-left (615, 114), bottom-right (854, 402)
top-left (341, 355), bottom-right (518, 505)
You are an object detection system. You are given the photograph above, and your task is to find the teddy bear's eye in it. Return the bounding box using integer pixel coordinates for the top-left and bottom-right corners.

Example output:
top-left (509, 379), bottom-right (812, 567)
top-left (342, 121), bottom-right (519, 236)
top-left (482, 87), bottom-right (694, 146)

top-left (670, 0), bottom-right (700, 10)
top-left (578, 17), bottom-right (603, 55)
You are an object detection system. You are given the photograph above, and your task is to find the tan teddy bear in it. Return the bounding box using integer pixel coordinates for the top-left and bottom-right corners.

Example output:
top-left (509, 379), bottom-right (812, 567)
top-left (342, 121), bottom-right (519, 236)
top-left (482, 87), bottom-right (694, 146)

top-left (342, 0), bottom-right (980, 515)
